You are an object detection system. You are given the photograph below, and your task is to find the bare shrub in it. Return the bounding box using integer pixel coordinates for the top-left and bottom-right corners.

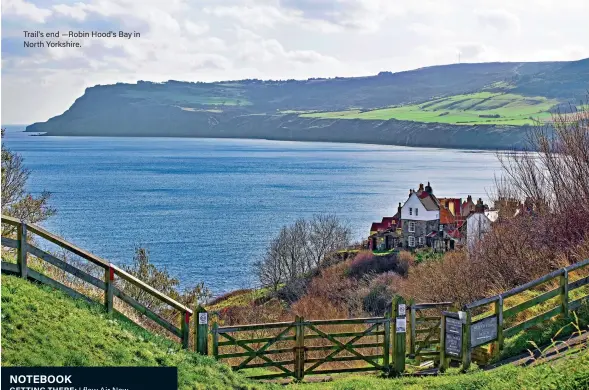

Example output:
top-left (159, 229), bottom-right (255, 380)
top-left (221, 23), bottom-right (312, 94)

top-left (254, 214), bottom-right (351, 291)
top-left (399, 251), bottom-right (483, 308)
top-left (1, 128), bottom-right (55, 237)
top-left (348, 251), bottom-right (400, 278)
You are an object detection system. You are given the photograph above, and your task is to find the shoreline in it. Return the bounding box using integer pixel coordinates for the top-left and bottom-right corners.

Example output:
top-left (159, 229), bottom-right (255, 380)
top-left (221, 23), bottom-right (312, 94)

top-left (17, 130), bottom-right (514, 153)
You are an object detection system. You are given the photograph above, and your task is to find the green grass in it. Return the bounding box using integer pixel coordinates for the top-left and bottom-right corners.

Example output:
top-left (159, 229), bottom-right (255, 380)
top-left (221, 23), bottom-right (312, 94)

top-left (301, 92), bottom-right (558, 126)
top-left (207, 287), bottom-right (273, 311)
top-left (289, 348), bottom-right (589, 389)
top-left (1, 275), bottom-right (270, 390)
top-left (4, 273), bottom-right (589, 390)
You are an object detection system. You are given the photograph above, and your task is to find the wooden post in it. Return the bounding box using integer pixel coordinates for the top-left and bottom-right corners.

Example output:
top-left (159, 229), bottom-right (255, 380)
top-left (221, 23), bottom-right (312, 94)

top-left (391, 296), bottom-right (406, 375)
top-left (561, 269), bottom-right (569, 318)
top-left (17, 221), bottom-right (28, 279)
top-left (494, 296), bottom-right (504, 357)
top-left (104, 265), bottom-right (114, 314)
top-left (461, 310), bottom-right (472, 372)
top-left (294, 316), bottom-right (305, 381)
top-left (439, 312), bottom-right (448, 372)
top-left (195, 306), bottom-right (209, 354)
top-left (181, 310), bottom-right (191, 349)
top-left (212, 321), bottom-right (219, 358)
top-left (383, 310), bottom-right (391, 375)
top-left (409, 299), bottom-right (416, 357)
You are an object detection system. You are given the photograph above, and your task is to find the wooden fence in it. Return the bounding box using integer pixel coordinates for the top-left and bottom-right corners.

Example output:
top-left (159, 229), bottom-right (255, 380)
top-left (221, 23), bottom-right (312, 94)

top-left (439, 258), bottom-right (589, 371)
top-left (0, 215), bottom-right (193, 348)
top-left (408, 301), bottom-right (453, 363)
top-left (211, 315), bottom-right (392, 380)
top-left (3, 214), bottom-right (589, 379)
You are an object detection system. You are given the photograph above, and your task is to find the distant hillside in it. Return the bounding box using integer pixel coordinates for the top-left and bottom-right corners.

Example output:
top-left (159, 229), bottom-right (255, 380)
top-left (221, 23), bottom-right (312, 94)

top-left (27, 59), bottom-right (589, 150)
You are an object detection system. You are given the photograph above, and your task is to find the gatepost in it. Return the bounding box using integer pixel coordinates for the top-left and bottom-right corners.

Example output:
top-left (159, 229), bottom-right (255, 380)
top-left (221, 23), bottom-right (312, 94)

top-left (439, 311), bottom-right (463, 372)
top-left (195, 305), bottom-right (209, 355)
top-left (391, 296), bottom-right (407, 375)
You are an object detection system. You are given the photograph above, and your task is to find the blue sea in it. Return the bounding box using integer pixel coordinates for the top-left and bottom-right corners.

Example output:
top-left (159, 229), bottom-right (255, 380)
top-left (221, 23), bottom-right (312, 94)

top-left (1, 126), bottom-right (502, 294)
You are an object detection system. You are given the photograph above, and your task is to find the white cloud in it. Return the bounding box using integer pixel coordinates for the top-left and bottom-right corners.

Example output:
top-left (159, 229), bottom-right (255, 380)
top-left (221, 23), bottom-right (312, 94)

top-left (475, 9), bottom-right (520, 33)
top-left (1, 0), bottom-right (588, 123)
top-left (3, 0), bottom-right (52, 23)
top-left (53, 3), bottom-right (88, 21)
top-left (184, 21), bottom-right (209, 36)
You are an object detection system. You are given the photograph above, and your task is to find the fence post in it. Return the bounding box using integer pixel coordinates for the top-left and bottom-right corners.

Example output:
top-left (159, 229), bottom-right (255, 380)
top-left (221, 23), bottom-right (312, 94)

top-left (461, 310), bottom-right (472, 372)
top-left (104, 265), bottom-right (114, 314)
top-left (391, 296), bottom-right (406, 375)
top-left (561, 269), bottom-right (569, 318)
top-left (383, 310), bottom-right (391, 375)
top-left (195, 306), bottom-right (209, 354)
top-left (409, 298), bottom-right (416, 357)
top-left (181, 310), bottom-right (191, 349)
top-left (212, 321), bottom-right (219, 358)
top-left (493, 296), bottom-right (504, 358)
top-left (17, 221), bottom-right (28, 279)
top-left (294, 316), bottom-right (305, 381)
top-left (439, 312), bottom-right (448, 372)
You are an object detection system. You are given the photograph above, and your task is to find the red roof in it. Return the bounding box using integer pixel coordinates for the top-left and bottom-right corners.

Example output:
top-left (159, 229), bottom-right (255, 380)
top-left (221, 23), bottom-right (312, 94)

top-left (381, 217), bottom-right (394, 227)
top-left (439, 207), bottom-right (455, 224)
top-left (370, 222), bottom-right (384, 232)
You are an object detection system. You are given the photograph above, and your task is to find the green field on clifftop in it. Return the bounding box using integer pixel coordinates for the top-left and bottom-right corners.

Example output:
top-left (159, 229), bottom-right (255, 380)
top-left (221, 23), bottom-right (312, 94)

top-left (301, 92), bottom-right (558, 126)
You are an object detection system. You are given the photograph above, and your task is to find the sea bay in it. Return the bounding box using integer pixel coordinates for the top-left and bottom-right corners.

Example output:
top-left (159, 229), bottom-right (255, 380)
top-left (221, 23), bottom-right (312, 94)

top-left (2, 127), bottom-right (502, 294)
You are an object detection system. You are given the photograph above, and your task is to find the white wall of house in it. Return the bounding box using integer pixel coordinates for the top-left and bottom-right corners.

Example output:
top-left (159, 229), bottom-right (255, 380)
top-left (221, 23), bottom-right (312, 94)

top-left (401, 193), bottom-right (439, 221)
top-left (467, 213), bottom-right (492, 251)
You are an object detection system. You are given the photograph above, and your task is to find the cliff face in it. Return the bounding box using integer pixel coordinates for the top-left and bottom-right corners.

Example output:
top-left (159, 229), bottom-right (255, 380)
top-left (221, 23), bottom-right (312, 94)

top-left (28, 100), bottom-right (529, 150)
top-left (26, 59), bottom-right (586, 150)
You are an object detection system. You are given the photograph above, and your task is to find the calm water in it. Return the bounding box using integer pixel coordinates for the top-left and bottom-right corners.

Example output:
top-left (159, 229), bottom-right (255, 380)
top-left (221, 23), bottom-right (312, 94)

top-left (2, 127), bottom-right (502, 294)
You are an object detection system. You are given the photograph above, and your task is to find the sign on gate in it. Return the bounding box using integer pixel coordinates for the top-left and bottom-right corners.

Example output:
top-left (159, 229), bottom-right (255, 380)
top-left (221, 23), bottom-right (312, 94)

top-left (396, 317), bottom-right (406, 333)
top-left (471, 316), bottom-right (497, 347)
top-left (444, 317), bottom-right (462, 357)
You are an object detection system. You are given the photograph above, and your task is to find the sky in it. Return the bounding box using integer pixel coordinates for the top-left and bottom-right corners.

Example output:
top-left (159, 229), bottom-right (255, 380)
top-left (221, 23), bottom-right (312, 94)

top-left (1, 0), bottom-right (588, 124)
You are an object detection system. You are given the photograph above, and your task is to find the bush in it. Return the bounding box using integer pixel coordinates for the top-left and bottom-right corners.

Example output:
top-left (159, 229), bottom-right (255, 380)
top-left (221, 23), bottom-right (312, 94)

top-left (348, 251), bottom-right (399, 278)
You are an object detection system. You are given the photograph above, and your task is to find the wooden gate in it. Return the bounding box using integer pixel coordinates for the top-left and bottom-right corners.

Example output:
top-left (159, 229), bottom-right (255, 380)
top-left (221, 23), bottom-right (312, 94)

top-left (212, 315), bottom-right (391, 380)
top-left (408, 301), bottom-right (453, 363)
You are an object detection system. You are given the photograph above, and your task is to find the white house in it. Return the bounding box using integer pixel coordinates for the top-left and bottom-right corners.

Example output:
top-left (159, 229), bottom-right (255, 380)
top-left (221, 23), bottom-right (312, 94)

top-left (466, 210), bottom-right (498, 251)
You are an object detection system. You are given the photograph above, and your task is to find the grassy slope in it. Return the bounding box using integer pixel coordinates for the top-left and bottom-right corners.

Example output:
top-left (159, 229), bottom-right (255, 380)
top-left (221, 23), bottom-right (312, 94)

top-left (301, 92), bottom-right (558, 126)
top-left (291, 349), bottom-right (589, 390)
top-left (0, 275), bottom-right (270, 390)
top-left (3, 274), bottom-right (589, 389)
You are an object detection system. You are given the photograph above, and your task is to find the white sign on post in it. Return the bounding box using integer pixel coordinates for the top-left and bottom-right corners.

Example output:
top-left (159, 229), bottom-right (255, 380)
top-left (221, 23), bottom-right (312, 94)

top-left (398, 304), bottom-right (406, 316)
top-left (396, 317), bottom-right (407, 333)
top-left (198, 312), bottom-right (208, 325)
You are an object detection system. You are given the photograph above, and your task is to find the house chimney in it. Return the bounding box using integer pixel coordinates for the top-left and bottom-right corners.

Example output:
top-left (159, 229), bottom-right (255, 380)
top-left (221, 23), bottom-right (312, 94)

top-left (467, 195), bottom-right (472, 203)
top-left (398, 202), bottom-right (402, 216)
top-left (409, 189), bottom-right (414, 196)
top-left (418, 183), bottom-right (424, 192)
top-left (475, 198), bottom-right (485, 213)
top-left (425, 181), bottom-right (433, 195)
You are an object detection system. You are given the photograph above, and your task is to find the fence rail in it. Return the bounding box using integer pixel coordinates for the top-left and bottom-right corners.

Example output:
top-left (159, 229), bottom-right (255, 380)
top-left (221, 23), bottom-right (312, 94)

top-left (212, 314), bottom-right (392, 380)
top-left (0, 215), bottom-right (193, 348)
top-left (456, 258), bottom-right (589, 370)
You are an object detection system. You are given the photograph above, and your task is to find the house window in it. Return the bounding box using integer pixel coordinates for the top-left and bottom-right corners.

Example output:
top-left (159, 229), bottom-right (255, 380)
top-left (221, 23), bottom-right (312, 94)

top-left (418, 236), bottom-right (424, 246)
top-left (415, 208), bottom-right (419, 216)
top-left (408, 236), bottom-right (415, 247)
top-left (439, 224), bottom-right (444, 231)
top-left (409, 208), bottom-right (413, 216)
top-left (408, 221), bottom-right (416, 232)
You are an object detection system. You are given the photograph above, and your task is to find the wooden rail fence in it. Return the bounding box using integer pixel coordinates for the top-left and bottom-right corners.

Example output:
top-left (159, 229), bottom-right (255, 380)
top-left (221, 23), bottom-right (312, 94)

top-left (439, 258), bottom-right (589, 371)
top-left (0, 215), bottom-right (193, 348)
top-left (211, 315), bottom-right (392, 380)
top-left (3, 214), bottom-right (589, 379)
top-left (408, 301), bottom-right (453, 363)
